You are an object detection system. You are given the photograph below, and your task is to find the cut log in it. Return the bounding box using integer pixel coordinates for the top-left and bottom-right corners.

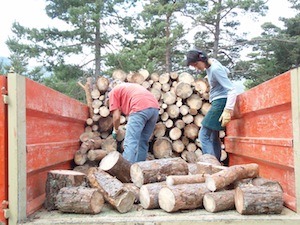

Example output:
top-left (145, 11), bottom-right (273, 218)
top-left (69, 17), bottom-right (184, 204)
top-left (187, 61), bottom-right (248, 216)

top-left (123, 183), bottom-right (140, 204)
top-left (183, 124), bottom-right (199, 140)
top-left (175, 82), bottom-right (193, 99)
top-left (162, 92), bottom-right (176, 105)
top-left (198, 154), bottom-right (221, 166)
top-left (235, 185), bottom-right (284, 215)
top-left (205, 163), bottom-right (259, 192)
top-left (74, 150), bottom-right (87, 166)
top-left (139, 182), bottom-right (166, 209)
top-left (87, 149), bottom-right (107, 161)
top-left (178, 72), bottom-right (195, 84)
top-left (98, 116), bottom-right (113, 132)
top-left (201, 102), bottom-right (211, 116)
top-left (152, 137), bottom-right (172, 159)
top-left (96, 76), bottom-right (109, 93)
top-left (153, 122), bottom-right (167, 138)
top-left (99, 151), bottom-right (132, 183)
top-left (203, 190), bottom-right (235, 213)
top-left (56, 186), bottom-right (104, 214)
top-left (194, 79), bottom-right (209, 93)
top-left (159, 73), bottom-right (170, 84)
top-left (169, 127), bottom-right (182, 141)
top-left (172, 140), bottom-right (185, 153)
top-left (101, 136), bottom-right (117, 153)
top-left (130, 157), bottom-right (189, 187)
top-left (166, 174), bottom-right (205, 186)
top-left (158, 183), bottom-right (210, 212)
top-left (129, 72), bottom-right (145, 84)
top-left (112, 69), bottom-right (127, 81)
top-left (186, 94), bottom-right (202, 110)
top-left (166, 105), bottom-right (180, 119)
top-left (44, 170), bottom-right (87, 210)
top-left (88, 167), bottom-right (135, 213)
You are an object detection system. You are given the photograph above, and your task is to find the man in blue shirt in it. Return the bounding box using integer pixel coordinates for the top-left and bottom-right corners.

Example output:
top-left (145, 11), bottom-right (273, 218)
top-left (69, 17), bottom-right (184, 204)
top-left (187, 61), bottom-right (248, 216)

top-left (186, 49), bottom-right (237, 161)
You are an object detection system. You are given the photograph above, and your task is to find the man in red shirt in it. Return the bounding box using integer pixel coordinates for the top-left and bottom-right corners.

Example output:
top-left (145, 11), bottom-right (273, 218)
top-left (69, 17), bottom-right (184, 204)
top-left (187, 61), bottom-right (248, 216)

top-left (109, 81), bottom-right (160, 163)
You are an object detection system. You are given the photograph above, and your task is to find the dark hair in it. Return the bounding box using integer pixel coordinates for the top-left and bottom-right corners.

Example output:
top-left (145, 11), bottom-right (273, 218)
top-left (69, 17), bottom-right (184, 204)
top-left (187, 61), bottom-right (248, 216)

top-left (186, 50), bottom-right (208, 66)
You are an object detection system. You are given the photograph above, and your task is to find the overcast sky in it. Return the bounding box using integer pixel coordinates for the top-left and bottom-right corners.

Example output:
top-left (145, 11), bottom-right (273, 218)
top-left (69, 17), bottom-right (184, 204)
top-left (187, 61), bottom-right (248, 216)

top-left (0, 0), bottom-right (297, 59)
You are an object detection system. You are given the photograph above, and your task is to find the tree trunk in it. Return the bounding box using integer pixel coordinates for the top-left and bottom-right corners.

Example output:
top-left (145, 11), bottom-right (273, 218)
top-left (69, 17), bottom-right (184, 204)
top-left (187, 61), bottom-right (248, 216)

top-left (130, 157), bottom-right (189, 187)
top-left (158, 183), bottom-right (210, 212)
top-left (56, 186), bottom-right (104, 214)
top-left (45, 170), bottom-right (87, 210)
top-left (99, 151), bottom-right (132, 183)
top-left (205, 163), bottom-right (259, 192)
top-left (203, 189), bottom-right (235, 213)
top-left (88, 167), bottom-right (135, 213)
top-left (235, 185), bottom-right (284, 215)
top-left (139, 182), bottom-right (166, 209)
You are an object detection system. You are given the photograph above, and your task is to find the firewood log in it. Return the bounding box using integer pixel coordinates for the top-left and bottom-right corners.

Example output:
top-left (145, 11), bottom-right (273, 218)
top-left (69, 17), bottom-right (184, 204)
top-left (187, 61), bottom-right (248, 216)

top-left (198, 154), bottom-right (221, 166)
top-left (139, 182), bottom-right (166, 209)
top-left (45, 170), bottom-right (87, 210)
top-left (159, 73), bottom-right (170, 84)
top-left (175, 82), bottom-right (193, 99)
top-left (96, 76), bottom-right (109, 93)
top-left (87, 149), bottom-right (107, 162)
top-left (130, 157), bottom-right (189, 187)
top-left (123, 183), bottom-right (140, 204)
top-left (235, 185), bottom-right (283, 214)
top-left (99, 151), bottom-right (132, 183)
top-left (158, 183), bottom-right (210, 212)
top-left (186, 94), bottom-right (202, 110)
top-left (203, 189), bottom-right (235, 213)
top-left (112, 69), bottom-right (127, 81)
top-left (178, 72), bottom-right (195, 84)
top-left (152, 137), bottom-right (173, 159)
top-left (56, 186), bottom-right (104, 214)
top-left (205, 163), bottom-right (259, 192)
top-left (169, 127), bottom-right (182, 141)
top-left (166, 174), bottom-right (206, 186)
top-left (88, 167), bottom-right (135, 213)
top-left (183, 124), bottom-right (199, 140)
top-left (74, 150), bottom-right (87, 166)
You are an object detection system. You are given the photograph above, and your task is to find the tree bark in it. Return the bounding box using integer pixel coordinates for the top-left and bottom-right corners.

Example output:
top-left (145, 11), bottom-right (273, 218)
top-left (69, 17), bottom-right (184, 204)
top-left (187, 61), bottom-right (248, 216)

top-left (205, 163), bottom-right (259, 192)
top-left (203, 189), bottom-right (235, 213)
top-left (235, 185), bottom-right (284, 215)
top-left (130, 157), bottom-right (189, 187)
top-left (56, 186), bottom-right (104, 214)
top-left (158, 183), bottom-right (210, 212)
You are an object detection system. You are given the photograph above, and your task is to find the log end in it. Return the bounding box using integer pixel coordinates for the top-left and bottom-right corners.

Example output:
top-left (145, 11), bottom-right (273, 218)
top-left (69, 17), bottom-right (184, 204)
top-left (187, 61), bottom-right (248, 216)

top-left (139, 185), bottom-right (151, 209)
top-left (158, 187), bottom-right (176, 212)
top-left (130, 163), bottom-right (144, 187)
top-left (234, 187), bottom-right (244, 214)
top-left (115, 191), bottom-right (136, 213)
top-left (99, 151), bottom-right (119, 171)
top-left (91, 191), bottom-right (105, 214)
top-left (203, 194), bottom-right (217, 213)
top-left (205, 176), bottom-right (217, 192)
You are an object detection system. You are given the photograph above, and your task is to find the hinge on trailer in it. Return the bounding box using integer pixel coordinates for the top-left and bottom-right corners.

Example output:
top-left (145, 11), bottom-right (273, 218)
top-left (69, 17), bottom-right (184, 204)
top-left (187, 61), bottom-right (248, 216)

top-left (1, 87), bottom-right (9, 104)
top-left (2, 200), bottom-right (10, 219)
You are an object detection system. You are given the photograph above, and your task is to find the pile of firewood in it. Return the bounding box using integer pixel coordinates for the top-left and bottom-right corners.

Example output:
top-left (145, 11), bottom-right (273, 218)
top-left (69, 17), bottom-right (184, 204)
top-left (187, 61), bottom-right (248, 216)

top-left (44, 153), bottom-right (284, 215)
top-left (74, 69), bottom-right (228, 170)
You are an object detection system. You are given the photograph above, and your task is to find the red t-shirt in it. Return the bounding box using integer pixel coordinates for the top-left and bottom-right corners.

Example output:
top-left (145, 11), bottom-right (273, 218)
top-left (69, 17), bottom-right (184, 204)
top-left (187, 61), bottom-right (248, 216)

top-left (109, 83), bottom-right (160, 115)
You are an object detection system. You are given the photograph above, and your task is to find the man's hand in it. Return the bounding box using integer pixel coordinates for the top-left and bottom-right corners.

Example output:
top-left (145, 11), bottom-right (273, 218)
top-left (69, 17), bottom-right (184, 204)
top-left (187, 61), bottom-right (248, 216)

top-left (219, 109), bottom-right (232, 127)
top-left (112, 129), bottom-right (118, 139)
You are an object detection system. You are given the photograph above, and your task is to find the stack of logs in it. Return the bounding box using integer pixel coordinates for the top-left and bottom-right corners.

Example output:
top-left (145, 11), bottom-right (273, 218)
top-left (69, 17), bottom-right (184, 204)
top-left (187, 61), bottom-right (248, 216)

top-left (45, 153), bottom-right (284, 215)
top-left (45, 69), bottom-right (283, 216)
top-left (74, 69), bottom-right (227, 169)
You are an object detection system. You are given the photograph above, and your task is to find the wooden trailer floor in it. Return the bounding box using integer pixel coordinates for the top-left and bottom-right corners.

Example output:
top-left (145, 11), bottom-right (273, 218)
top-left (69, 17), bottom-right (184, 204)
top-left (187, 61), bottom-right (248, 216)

top-left (19, 204), bottom-right (300, 225)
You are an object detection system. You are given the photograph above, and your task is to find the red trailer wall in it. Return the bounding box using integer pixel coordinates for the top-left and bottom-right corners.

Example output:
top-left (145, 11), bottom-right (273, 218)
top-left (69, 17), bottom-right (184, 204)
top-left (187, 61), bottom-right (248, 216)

top-left (225, 71), bottom-right (295, 211)
top-left (25, 78), bottom-right (89, 216)
top-left (0, 76), bottom-right (8, 224)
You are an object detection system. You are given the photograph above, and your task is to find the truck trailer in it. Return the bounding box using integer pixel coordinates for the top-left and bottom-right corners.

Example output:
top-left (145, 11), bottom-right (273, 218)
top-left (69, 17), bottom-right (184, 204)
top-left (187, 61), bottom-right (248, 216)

top-left (0, 68), bottom-right (300, 225)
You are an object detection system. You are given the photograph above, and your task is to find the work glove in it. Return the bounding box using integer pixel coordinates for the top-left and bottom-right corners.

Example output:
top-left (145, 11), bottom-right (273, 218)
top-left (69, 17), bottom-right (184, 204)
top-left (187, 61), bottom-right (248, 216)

top-left (112, 129), bottom-right (118, 139)
top-left (219, 109), bottom-right (232, 127)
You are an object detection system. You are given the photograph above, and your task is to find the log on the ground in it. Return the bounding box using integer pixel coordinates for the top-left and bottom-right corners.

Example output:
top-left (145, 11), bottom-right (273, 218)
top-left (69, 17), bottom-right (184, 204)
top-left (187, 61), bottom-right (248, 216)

top-left (205, 163), bottom-right (259, 192)
top-left (203, 190), bottom-right (235, 213)
top-left (188, 162), bottom-right (227, 175)
top-left (158, 183), bottom-right (210, 212)
top-left (139, 182), bottom-right (166, 209)
top-left (88, 167), bottom-right (135, 213)
top-left (130, 157), bottom-right (189, 187)
top-left (197, 154), bottom-right (221, 166)
top-left (87, 149), bottom-right (107, 162)
top-left (55, 186), bottom-right (104, 214)
top-left (99, 151), bottom-right (132, 183)
top-left (235, 185), bottom-right (284, 215)
top-left (166, 174), bottom-right (205, 186)
top-left (44, 170), bottom-right (87, 210)
top-left (123, 183), bottom-right (140, 204)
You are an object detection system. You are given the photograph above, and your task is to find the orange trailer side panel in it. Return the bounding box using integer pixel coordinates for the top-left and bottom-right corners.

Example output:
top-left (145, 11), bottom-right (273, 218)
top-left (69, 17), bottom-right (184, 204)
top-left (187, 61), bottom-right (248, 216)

top-left (0, 76), bottom-right (8, 224)
top-left (25, 79), bottom-right (89, 216)
top-left (225, 71), bottom-right (296, 211)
